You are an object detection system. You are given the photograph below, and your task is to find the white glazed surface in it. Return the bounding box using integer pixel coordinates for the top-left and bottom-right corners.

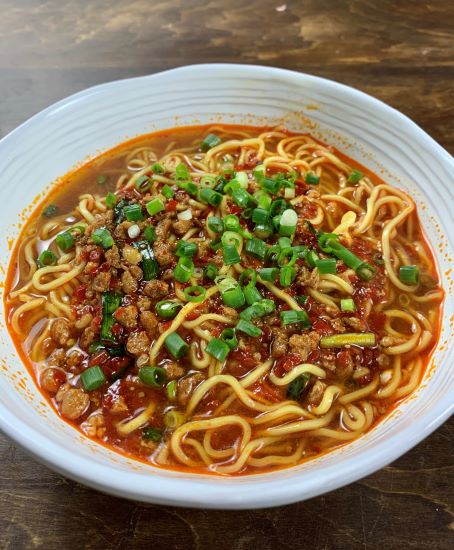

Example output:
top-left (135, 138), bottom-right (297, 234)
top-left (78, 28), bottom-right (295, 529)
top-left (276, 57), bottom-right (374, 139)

top-left (0, 64), bottom-right (453, 509)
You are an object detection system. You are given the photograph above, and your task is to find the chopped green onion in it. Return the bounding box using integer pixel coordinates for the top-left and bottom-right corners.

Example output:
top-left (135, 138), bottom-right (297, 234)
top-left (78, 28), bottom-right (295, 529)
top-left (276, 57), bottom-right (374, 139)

top-left (236, 171), bottom-right (249, 187)
top-left (223, 243), bottom-right (241, 265)
top-left (166, 380), bottom-right (178, 401)
top-left (320, 332), bottom-right (376, 348)
top-left (221, 284), bottom-right (245, 309)
top-left (199, 187), bottom-right (223, 206)
top-left (251, 208), bottom-right (270, 225)
top-left (270, 199), bottom-right (289, 216)
top-left (210, 236), bottom-right (222, 251)
top-left (254, 190), bottom-right (272, 209)
top-left (315, 258), bottom-right (337, 274)
top-left (161, 185), bottom-right (174, 199)
top-left (124, 203), bottom-right (144, 222)
top-left (279, 209), bottom-right (298, 236)
top-left (277, 247), bottom-right (297, 267)
top-left (155, 300), bottom-right (183, 319)
top-left (203, 263), bottom-right (219, 280)
top-left (258, 267), bottom-right (279, 282)
top-left (305, 250), bottom-right (319, 268)
top-left (139, 366), bottom-right (167, 388)
top-left (200, 176), bottom-right (216, 188)
top-left (55, 231), bottom-right (75, 252)
top-left (146, 198), bottom-right (165, 216)
top-left (232, 188), bottom-right (255, 209)
top-left (280, 309), bottom-right (311, 328)
top-left (221, 230), bottom-right (242, 247)
top-left (236, 319), bottom-right (262, 337)
top-left (114, 199), bottom-right (129, 225)
top-left (38, 250), bottom-right (57, 268)
top-left (348, 170), bottom-right (364, 183)
top-left (399, 265), bottom-right (419, 284)
top-left (201, 133), bottom-right (221, 151)
top-left (224, 179), bottom-right (241, 193)
top-left (223, 214), bottom-right (241, 232)
top-left (356, 263), bottom-right (377, 281)
top-left (143, 225), bottom-right (157, 243)
top-left (174, 256), bottom-right (194, 283)
top-left (175, 163), bottom-right (190, 180)
top-left (214, 176), bottom-right (228, 193)
top-left (293, 245), bottom-right (308, 259)
top-left (164, 410), bottom-right (185, 429)
top-left (243, 285), bottom-right (262, 306)
top-left (305, 172), bottom-right (320, 185)
top-left (97, 175), bottom-right (107, 185)
top-left (100, 291), bottom-right (122, 343)
top-left (287, 374), bottom-right (310, 400)
top-left (318, 233), bottom-right (365, 271)
top-left (165, 332), bottom-right (189, 359)
top-left (178, 181), bottom-right (198, 196)
top-left (42, 204), bottom-right (59, 217)
top-left (340, 298), bottom-right (356, 312)
top-left (80, 366), bottom-right (106, 391)
top-left (240, 299), bottom-right (275, 321)
top-left (207, 216), bottom-right (224, 233)
top-left (261, 177), bottom-right (281, 195)
top-left (91, 227), bottom-right (114, 249)
top-left (245, 238), bottom-right (267, 261)
top-left (133, 240), bottom-right (159, 280)
top-left (151, 162), bottom-right (165, 174)
top-left (265, 244), bottom-right (281, 265)
top-left (175, 240), bottom-right (198, 258)
top-left (278, 237), bottom-right (292, 249)
top-left (142, 426), bottom-right (163, 442)
top-left (280, 265), bottom-right (296, 287)
top-left (183, 285), bottom-right (206, 303)
top-left (296, 295), bottom-right (308, 305)
top-left (105, 192), bottom-right (117, 209)
top-left (220, 328), bottom-right (238, 350)
top-left (206, 337), bottom-right (230, 361)
top-left (254, 222), bottom-right (273, 239)
top-left (134, 175), bottom-right (151, 193)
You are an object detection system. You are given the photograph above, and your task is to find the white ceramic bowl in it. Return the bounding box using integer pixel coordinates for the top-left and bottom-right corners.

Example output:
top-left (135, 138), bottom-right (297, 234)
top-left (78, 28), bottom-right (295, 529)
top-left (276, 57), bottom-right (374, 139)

top-left (0, 64), bottom-right (453, 509)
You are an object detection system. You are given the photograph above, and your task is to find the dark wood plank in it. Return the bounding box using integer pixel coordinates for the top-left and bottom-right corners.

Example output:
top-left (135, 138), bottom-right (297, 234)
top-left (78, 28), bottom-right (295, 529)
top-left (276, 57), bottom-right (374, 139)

top-left (1, 1), bottom-right (453, 548)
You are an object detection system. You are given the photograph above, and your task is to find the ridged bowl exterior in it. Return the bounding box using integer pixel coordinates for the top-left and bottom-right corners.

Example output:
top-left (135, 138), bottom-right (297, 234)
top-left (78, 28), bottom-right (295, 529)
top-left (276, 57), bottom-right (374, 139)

top-left (0, 64), bottom-right (452, 509)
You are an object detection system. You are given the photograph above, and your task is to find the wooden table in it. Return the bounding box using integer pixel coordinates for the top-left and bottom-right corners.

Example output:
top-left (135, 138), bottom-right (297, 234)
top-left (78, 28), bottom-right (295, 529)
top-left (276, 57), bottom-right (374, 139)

top-left (1, 1), bottom-right (453, 548)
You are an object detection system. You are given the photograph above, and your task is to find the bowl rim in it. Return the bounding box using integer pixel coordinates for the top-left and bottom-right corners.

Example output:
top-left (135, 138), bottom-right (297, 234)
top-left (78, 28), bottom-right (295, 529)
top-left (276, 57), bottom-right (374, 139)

top-left (0, 63), bottom-right (453, 509)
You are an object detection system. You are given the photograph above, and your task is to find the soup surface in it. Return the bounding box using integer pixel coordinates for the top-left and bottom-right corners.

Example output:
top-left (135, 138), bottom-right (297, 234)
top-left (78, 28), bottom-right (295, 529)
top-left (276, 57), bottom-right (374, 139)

top-left (5, 124), bottom-right (443, 475)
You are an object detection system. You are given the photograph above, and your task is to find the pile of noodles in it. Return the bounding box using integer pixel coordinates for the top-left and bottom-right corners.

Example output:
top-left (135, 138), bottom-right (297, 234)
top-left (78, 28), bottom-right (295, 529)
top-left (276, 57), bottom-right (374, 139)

top-left (9, 126), bottom-right (442, 473)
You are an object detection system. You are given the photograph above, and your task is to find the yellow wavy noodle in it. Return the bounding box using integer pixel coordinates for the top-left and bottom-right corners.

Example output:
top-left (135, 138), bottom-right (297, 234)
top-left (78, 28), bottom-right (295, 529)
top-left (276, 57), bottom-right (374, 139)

top-left (170, 415), bottom-right (251, 467)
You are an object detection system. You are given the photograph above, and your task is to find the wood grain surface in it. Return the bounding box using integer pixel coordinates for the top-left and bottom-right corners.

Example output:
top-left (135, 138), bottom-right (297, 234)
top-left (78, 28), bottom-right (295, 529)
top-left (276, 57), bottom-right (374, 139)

top-left (0, 1), bottom-right (453, 548)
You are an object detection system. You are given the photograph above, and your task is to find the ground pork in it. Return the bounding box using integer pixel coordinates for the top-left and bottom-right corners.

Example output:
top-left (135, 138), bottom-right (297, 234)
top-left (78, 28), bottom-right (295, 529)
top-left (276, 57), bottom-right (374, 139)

top-left (162, 361), bottom-right (185, 381)
top-left (114, 305), bottom-right (139, 328)
top-left (50, 319), bottom-right (72, 347)
top-left (178, 373), bottom-right (205, 407)
top-left (172, 219), bottom-right (193, 235)
top-left (126, 331), bottom-right (150, 356)
top-left (55, 383), bottom-right (90, 420)
top-left (307, 380), bottom-right (327, 407)
top-left (271, 328), bottom-right (289, 358)
top-left (92, 271), bottom-right (111, 292)
top-left (143, 280), bottom-right (169, 300)
top-left (288, 332), bottom-right (321, 361)
top-left (140, 311), bottom-right (159, 339)
top-left (153, 240), bottom-right (174, 267)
